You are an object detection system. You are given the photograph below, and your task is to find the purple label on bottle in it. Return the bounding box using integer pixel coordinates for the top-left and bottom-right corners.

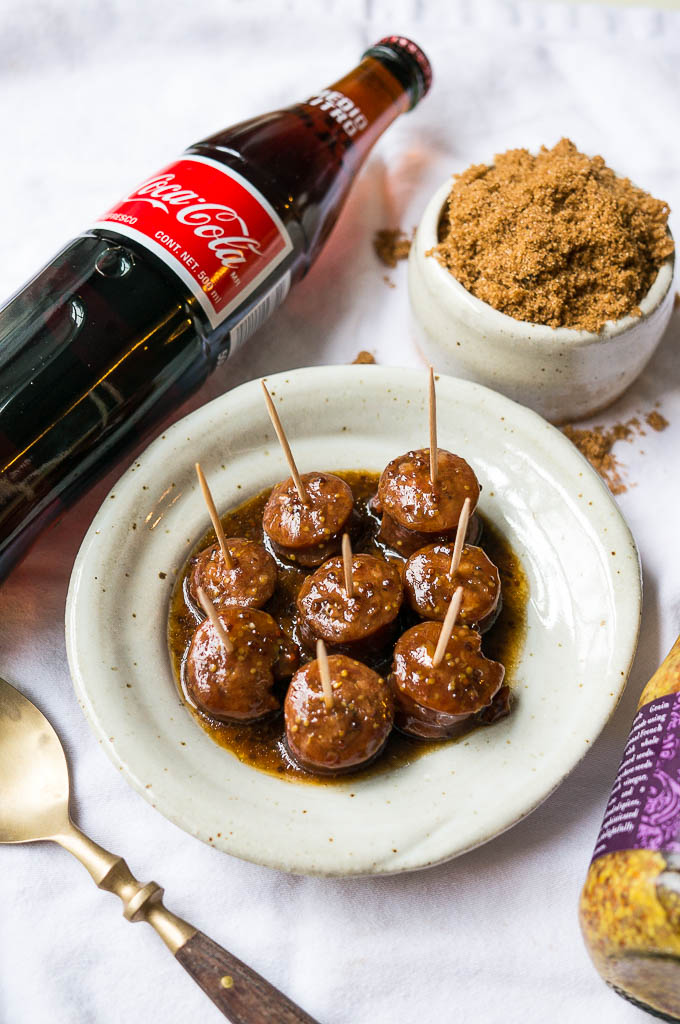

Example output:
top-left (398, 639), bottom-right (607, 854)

top-left (592, 694), bottom-right (680, 862)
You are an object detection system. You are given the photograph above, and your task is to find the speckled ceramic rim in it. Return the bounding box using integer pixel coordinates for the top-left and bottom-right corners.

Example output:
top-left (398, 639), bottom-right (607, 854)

top-left (420, 178), bottom-right (675, 347)
top-left (65, 366), bottom-right (641, 877)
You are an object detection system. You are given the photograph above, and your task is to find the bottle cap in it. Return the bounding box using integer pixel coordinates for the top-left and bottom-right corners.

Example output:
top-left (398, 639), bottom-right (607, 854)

top-left (363, 36), bottom-right (432, 109)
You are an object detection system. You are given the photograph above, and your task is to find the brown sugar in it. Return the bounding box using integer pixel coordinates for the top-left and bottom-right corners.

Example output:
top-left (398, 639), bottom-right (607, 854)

top-left (352, 351), bottom-right (376, 365)
top-left (562, 423), bottom-right (632, 494)
top-left (563, 408), bottom-right (669, 494)
top-left (647, 410), bottom-right (669, 432)
top-left (431, 139), bottom-right (673, 332)
top-left (373, 228), bottom-right (412, 268)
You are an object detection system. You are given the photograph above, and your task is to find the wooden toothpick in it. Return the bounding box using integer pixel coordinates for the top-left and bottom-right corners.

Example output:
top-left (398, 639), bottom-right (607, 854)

top-left (449, 497), bottom-right (472, 576)
top-left (432, 586), bottom-right (464, 668)
top-left (195, 462), bottom-right (233, 570)
top-left (429, 366), bottom-right (438, 487)
top-left (196, 586), bottom-right (234, 654)
top-left (261, 380), bottom-right (309, 505)
top-left (316, 639), bottom-right (334, 710)
top-left (341, 533), bottom-right (354, 598)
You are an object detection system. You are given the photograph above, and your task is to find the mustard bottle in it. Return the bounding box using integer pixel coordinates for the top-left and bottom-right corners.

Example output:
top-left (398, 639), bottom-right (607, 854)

top-left (580, 635), bottom-right (680, 1018)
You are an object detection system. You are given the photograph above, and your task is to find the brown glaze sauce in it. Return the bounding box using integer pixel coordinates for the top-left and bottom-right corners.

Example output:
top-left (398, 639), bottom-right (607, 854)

top-left (167, 470), bottom-right (528, 784)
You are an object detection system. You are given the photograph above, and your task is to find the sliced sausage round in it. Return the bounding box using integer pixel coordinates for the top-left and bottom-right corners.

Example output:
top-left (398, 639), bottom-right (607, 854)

top-left (296, 553), bottom-right (403, 654)
top-left (188, 537), bottom-right (276, 610)
top-left (185, 606), bottom-right (298, 722)
top-left (391, 621), bottom-right (505, 739)
top-left (404, 543), bottom-right (501, 631)
top-left (285, 655), bottom-right (394, 775)
top-left (263, 471), bottom-right (354, 566)
top-left (375, 448), bottom-right (480, 555)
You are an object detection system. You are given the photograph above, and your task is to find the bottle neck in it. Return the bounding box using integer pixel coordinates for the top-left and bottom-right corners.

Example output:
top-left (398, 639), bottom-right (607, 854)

top-left (306, 55), bottom-right (411, 169)
top-left (189, 48), bottom-right (420, 270)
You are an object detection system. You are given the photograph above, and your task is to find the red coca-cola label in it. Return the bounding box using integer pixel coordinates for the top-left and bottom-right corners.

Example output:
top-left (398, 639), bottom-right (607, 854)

top-left (93, 155), bottom-right (293, 328)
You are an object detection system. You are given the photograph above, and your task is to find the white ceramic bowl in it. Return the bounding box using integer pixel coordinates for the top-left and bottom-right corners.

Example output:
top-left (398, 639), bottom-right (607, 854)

top-left (408, 179), bottom-right (675, 423)
top-left (66, 365), bottom-right (641, 876)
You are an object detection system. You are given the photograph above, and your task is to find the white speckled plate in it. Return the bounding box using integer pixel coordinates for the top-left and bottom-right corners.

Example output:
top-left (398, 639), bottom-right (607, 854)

top-left (65, 365), bottom-right (641, 876)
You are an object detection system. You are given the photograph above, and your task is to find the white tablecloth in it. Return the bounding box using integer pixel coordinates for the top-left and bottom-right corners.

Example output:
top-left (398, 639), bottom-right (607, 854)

top-left (1, 2), bottom-right (679, 1021)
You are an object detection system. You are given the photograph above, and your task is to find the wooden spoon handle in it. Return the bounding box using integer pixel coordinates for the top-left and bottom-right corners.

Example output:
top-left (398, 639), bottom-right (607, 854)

top-left (175, 931), bottom-right (320, 1024)
top-left (55, 822), bottom-right (320, 1024)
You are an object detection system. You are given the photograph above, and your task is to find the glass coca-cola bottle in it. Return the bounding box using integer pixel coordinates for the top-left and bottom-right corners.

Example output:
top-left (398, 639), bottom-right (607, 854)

top-left (0, 36), bottom-right (431, 580)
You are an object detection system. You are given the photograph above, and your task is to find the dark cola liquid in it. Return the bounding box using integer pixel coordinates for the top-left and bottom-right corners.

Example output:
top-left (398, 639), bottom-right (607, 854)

top-left (0, 40), bottom-right (429, 579)
top-left (0, 235), bottom-right (210, 574)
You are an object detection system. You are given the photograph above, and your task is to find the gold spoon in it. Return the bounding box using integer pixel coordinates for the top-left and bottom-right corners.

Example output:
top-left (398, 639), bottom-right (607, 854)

top-left (0, 675), bottom-right (318, 1024)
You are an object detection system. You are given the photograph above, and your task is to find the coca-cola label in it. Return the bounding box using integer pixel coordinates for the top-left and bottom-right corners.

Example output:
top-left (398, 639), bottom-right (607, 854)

top-left (93, 155), bottom-right (293, 329)
top-left (591, 694), bottom-right (680, 862)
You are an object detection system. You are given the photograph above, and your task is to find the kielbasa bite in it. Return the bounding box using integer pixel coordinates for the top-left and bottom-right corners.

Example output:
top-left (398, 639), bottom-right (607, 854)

top-left (296, 552), bottom-right (403, 654)
top-left (391, 621), bottom-right (505, 739)
top-left (404, 543), bottom-right (501, 631)
top-left (263, 471), bottom-right (354, 566)
top-left (185, 606), bottom-right (298, 722)
top-left (373, 448), bottom-right (480, 556)
top-left (285, 655), bottom-right (394, 774)
top-left (188, 537), bottom-right (276, 610)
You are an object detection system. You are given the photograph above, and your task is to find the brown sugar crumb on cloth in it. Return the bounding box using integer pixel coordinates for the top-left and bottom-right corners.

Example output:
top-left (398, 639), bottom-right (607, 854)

top-left (646, 410), bottom-right (669, 432)
top-left (563, 409), bottom-right (669, 494)
top-left (431, 139), bottom-right (673, 332)
top-left (373, 228), bottom-right (412, 268)
top-left (352, 351), bottom-right (376, 364)
top-left (562, 423), bottom-right (632, 494)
